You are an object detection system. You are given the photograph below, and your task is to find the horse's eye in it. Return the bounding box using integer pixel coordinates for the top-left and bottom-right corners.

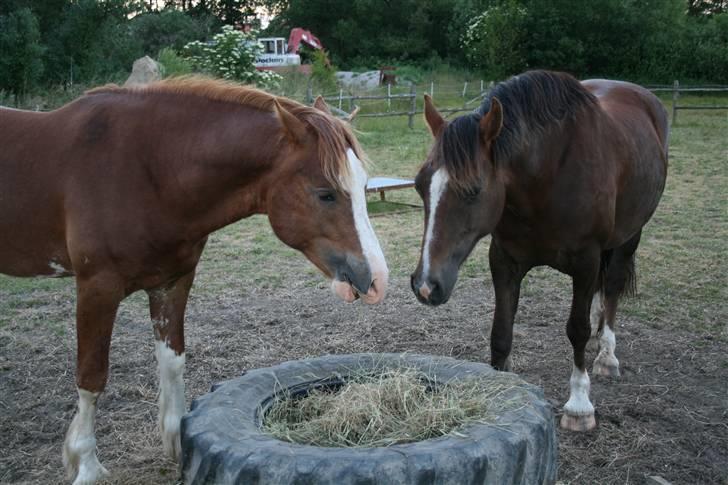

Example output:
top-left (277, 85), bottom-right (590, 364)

top-left (318, 192), bottom-right (336, 203)
top-left (463, 186), bottom-right (481, 202)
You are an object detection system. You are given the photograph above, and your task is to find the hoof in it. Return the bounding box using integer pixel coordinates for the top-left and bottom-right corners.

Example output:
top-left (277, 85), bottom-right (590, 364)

top-left (593, 361), bottom-right (621, 377)
top-left (560, 412), bottom-right (596, 432)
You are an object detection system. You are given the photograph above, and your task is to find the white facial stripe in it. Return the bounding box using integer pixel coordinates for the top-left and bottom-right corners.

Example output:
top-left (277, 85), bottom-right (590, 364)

top-left (563, 365), bottom-right (594, 416)
top-left (155, 340), bottom-right (185, 462)
top-left (422, 167), bottom-right (449, 278)
top-left (346, 149), bottom-right (388, 282)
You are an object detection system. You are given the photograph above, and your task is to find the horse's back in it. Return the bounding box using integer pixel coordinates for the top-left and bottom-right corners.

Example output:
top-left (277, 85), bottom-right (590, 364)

top-left (582, 79), bottom-right (669, 247)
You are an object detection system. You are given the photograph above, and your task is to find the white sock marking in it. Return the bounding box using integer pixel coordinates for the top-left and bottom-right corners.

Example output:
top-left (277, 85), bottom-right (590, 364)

top-left (155, 340), bottom-right (185, 462)
top-left (63, 388), bottom-right (109, 484)
top-left (563, 365), bottom-right (594, 417)
top-left (422, 168), bottom-right (449, 279)
top-left (346, 149), bottom-right (388, 300)
top-left (595, 325), bottom-right (620, 369)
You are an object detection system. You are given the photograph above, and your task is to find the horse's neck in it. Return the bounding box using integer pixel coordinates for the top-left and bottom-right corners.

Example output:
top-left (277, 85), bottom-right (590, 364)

top-left (150, 101), bottom-right (283, 239)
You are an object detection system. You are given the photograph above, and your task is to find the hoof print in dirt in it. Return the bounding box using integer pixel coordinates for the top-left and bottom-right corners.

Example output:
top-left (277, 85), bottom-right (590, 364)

top-left (181, 353), bottom-right (558, 484)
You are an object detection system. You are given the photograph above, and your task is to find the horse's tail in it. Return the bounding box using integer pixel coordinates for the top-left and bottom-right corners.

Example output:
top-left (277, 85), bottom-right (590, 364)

top-left (596, 247), bottom-right (637, 299)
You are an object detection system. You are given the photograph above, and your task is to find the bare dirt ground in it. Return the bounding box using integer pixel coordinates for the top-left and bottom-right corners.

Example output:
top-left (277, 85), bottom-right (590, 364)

top-left (1, 100), bottom-right (726, 484)
top-left (1, 242), bottom-right (726, 484)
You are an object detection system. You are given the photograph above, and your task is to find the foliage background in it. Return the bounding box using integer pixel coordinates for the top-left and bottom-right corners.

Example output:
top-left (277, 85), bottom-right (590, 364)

top-left (0, 0), bottom-right (726, 98)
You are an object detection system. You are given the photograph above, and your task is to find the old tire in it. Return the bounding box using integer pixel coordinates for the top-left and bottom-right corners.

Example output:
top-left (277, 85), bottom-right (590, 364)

top-left (181, 353), bottom-right (557, 485)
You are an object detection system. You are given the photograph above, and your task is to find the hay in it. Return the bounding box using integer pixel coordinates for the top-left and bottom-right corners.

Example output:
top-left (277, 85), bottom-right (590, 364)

top-left (262, 367), bottom-right (532, 448)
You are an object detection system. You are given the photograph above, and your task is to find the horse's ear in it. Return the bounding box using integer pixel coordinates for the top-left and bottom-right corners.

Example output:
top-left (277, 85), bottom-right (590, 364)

top-left (313, 95), bottom-right (331, 114)
top-left (480, 97), bottom-right (503, 143)
top-left (345, 105), bottom-right (360, 123)
top-left (274, 100), bottom-right (308, 144)
top-left (424, 94), bottom-right (445, 138)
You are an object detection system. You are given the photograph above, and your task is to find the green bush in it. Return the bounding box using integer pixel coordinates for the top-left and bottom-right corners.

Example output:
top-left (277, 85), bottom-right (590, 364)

top-left (157, 47), bottom-right (195, 77)
top-left (183, 25), bottom-right (281, 88)
top-left (310, 49), bottom-right (338, 93)
top-left (462, 0), bottom-right (528, 79)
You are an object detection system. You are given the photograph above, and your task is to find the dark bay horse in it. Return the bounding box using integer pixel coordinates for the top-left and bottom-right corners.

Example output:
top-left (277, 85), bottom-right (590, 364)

top-left (0, 77), bottom-right (388, 484)
top-left (411, 71), bottom-right (668, 431)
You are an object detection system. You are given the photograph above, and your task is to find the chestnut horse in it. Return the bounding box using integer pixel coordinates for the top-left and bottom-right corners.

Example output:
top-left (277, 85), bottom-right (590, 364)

top-left (411, 71), bottom-right (668, 431)
top-left (0, 78), bottom-right (388, 484)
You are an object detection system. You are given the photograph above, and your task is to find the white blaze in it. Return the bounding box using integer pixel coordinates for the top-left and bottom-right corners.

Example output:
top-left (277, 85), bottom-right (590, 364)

top-left (422, 168), bottom-right (449, 282)
top-left (344, 149), bottom-right (388, 300)
top-left (155, 340), bottom-right (185, 462)
top-left (63, 388), bottom-right (109, 484)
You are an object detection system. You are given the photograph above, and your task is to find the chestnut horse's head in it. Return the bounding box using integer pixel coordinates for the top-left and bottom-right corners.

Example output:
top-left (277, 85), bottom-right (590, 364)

top-left (266, 97), bottom-right (387, 304)
top-left (411, 95), bottom-right (506, 306)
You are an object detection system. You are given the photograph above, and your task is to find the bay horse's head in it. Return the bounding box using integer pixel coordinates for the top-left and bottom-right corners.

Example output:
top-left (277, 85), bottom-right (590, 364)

top-left (266, 97), bottom-right (388, 304)
top-left (411, 95), bottom-right (506, 306)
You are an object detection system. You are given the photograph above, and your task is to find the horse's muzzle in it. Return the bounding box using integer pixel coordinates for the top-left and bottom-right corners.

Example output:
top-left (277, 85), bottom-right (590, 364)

top-left (331, 255), bottom-right (387, 305)
top-left (410, 272), bottom-right (450, 306)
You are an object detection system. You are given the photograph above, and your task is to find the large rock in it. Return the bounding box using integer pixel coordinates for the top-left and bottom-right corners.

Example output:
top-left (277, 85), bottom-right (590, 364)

top-left (124, 56), bottom-right (161, 86)
top-left (336, 70), bottom-right (381, 90)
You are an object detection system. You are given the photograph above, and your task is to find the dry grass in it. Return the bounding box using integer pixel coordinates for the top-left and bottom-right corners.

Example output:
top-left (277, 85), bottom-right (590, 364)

top-left (262, 367), bottom-right (530, 448)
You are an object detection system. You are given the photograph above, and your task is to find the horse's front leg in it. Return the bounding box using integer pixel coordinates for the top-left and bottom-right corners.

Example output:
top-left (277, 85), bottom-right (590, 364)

top-left (64, 274), bottom-right (124, 484)
top-left (147, 270), bottom-right (196, 463)
top-left (489, 240), bottom-right (528, 371)
top-left (561, 248), bottom-right (600, 432)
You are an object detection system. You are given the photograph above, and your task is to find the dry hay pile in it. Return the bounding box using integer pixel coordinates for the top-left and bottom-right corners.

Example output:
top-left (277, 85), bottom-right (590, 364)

top-left (262, 367), bottom-right (532, 448)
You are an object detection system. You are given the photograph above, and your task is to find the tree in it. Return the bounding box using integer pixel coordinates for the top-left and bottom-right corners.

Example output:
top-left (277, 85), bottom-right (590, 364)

top-left (687, 0), bottom-right (727, 15)
top-left (0, 8), bottom-right (44, 96)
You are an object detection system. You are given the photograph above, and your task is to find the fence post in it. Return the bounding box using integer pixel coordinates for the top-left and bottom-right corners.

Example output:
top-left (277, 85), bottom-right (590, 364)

top-left (408, 84), bottom-right (417, 129)
top-left (387, 83), bottom-right (391, 111)
top-left (305, 80), bottom-right (313, 104)
top-left (672, 80), bottom-right (680, 124)
top-left (430, 81), bottom-right (434, 98)
top-left (462, 81), bottom-right (468, 97)
top-left (338, 89), bottom-right (343, 110)
top-left (480, 80), bottom-right (484, 93)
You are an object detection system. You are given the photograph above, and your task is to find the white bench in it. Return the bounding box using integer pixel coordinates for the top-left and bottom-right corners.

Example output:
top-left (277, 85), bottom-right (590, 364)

top-left (365, 177), bottom-right (415, 201)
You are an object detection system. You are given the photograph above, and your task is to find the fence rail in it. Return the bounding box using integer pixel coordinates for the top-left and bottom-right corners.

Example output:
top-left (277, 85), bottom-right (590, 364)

top-left (306, 79), bottom-right (728, 127)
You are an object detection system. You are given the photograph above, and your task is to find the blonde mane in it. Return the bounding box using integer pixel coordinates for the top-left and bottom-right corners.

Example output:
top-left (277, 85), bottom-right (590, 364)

top-left (87, 76), bottom-right (367, 190)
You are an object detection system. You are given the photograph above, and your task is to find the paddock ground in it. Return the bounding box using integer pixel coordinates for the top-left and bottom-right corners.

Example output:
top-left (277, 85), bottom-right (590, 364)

top-left (1, 98), bottom-right (726, 484)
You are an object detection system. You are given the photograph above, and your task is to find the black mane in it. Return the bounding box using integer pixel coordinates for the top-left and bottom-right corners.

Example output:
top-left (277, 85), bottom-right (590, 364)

top-left (435, 70), bottom-right (597, 192)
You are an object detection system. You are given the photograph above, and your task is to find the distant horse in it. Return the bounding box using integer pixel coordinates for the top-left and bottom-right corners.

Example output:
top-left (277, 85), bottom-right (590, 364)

top-left (0, 77), bottom-right (388, 484)
top-left (411, 71), bottom-right (668, 431)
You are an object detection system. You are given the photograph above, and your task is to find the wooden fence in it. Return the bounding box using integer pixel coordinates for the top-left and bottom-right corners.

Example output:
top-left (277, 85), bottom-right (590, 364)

top-left (647, 81), bottom-right (728, 123)
top-left (305, 81), bottom-right (494, 128)
top-left (304, 80), bottom-right (728, 127)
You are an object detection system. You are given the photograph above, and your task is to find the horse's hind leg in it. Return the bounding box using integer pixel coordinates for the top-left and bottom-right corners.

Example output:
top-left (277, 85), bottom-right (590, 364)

top-left (147, 270), bottom-right (196, 463)
top-left (593, 230), bottom-right (641, 377)
top-left (64, 275), bottom-right (124, 484)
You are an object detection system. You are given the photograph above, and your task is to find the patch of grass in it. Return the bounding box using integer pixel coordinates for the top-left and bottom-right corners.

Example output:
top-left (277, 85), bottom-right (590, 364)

top-left (262, 367), bottom-right (531, 448)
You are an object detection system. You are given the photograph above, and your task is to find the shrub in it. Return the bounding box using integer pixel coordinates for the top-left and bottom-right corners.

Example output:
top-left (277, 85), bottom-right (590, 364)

top-left (183, 25), bottom-right (281, 88)
top-left (462, 0), bottom-right (528, 79)
top-left (310, 49), bottom-right (338, 93)
top-left (157, 47), bottom-right (195, 77)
